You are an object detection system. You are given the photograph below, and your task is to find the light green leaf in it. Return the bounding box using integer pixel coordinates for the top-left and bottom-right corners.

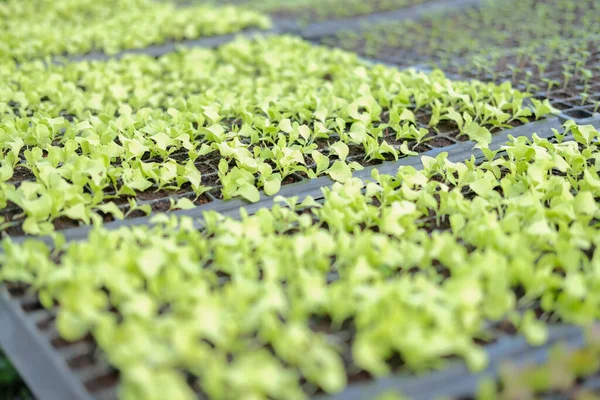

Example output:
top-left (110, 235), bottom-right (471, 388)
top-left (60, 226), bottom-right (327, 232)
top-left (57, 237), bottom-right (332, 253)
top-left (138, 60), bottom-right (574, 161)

top-left (264, 176), bottom-right (282, 196)
top-left (311, 150), bottom-right (330, 175)
top-left (63, 204), bottom-right (91, 224)
top-left (239, 184), bottom-right (260, 203)
top-left (172, 198), bottom-right (196, 210)
top-left (330, 142), bottom-right (349, 161)
top-left (326, 161), bottom-right (353, 183)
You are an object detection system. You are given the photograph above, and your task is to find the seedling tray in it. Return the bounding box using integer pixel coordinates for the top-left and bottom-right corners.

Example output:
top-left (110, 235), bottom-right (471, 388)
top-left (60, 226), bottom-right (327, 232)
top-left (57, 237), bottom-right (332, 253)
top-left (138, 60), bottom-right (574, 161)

top-left (64, 0), bottom-right (484, 63)
top-left (444, 327), bottom-right (600, 400)
top-left (445, 40), bottom-right (600, 123)
top-left (1, 278), bottom-right (589, 400)
top-left (0, 281), bottom-right (587, 400)
top-left (6, 117), bottom-right (565, 246)
top-left (318, 0), bottom-right (600, 123)
top-left (1, 72), bottom-right (552, 240)
top-left (0, 285), bottom-right (98, 400)
top-left (347, 42), bottom-right (600, 124)
top-left (294, 0), bottom-right (485, 40)
top-left (321, 44), bottom-right (600, 124)
top-left (5, 26), bottom-right (553, 239)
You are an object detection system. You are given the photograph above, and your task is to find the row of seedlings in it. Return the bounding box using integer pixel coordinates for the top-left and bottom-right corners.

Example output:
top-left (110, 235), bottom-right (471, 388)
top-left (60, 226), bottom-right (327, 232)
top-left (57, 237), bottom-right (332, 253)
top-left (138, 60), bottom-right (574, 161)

top-left (0, 0), bottom-right (271, 63)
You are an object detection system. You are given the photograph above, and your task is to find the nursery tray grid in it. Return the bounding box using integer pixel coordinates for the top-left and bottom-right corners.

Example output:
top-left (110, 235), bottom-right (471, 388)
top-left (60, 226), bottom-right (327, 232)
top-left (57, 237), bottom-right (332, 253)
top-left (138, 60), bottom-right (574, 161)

top-left (0, 250), bottom-right (593, 400)
top-left (3, 117), bottom-right (600, 400)
top-left (6, 117), bottom-right (568, 246)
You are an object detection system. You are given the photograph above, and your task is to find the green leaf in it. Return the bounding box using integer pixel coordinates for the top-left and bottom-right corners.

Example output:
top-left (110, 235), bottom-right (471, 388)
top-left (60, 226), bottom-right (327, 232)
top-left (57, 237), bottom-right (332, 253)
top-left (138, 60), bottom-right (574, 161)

top-left (139, 247), bottom-right (166, 278)
top-left (572, 125), bottom-right (597, 146)
top-left (172, 198), bottom-right (196, 210)
top-left (203, 106), bottom-right (221, 122)
top-left (521, 311), bottom-right (548, 346)
top-left (326, 161), bottom-right (353, 183)
top-left (239, 184), bottom-right (260, 203)
top-left (444, 108), bottom-right (463, 130)
top-left (96, 203), bottom-right (125, 220)
top-left (56, 311), bottom-right (89, 342)
top-left (469, 172), bottom-right (498, 196)
top-left (531, 98), bottom-right (555, 119)
top-left (311, 150), bottom-right (330, 175)
top-left (399, 109), bottom-right (415, 124)
top-left (330, 142), bottom-right (349, 161)
top-left (279, 118), bottom-right (293, 134)
top-left (263, 175), bottom-right (282, 196)
top-left (298, 125), bottom-right (311, 140)
top-left (399, 141), bottom-right (417, 156)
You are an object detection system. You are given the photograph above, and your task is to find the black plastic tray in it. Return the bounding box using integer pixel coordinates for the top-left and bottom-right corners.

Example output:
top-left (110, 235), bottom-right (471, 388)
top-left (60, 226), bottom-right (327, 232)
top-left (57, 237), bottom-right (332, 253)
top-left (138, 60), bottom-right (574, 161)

top-left (450, 46), bottom-right (600, 124)
top-left (319, 23), bottom-right (600, 124)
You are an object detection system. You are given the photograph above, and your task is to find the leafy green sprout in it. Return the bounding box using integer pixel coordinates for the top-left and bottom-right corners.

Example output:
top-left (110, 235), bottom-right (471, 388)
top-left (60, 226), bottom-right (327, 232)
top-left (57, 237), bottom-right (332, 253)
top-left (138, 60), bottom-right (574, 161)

top-left (543, 77), bottom-right (560, 94)
top-left (562, 68), bottom-right (574, 90)
top-left (580, 92), bottom-right (590, 107)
